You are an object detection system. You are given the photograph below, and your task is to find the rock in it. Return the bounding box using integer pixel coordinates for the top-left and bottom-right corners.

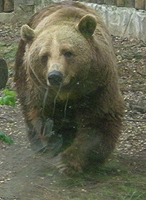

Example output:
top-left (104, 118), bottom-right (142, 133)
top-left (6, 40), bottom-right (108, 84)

top-left (0, 58), bottom-right (8, 89)
top-left (87, 3), bottom-right (146, 42)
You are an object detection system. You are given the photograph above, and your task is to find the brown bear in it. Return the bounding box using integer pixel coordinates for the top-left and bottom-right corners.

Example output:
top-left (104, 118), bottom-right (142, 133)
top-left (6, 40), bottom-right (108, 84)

top-left (14, 1), bottom-right (124, 174)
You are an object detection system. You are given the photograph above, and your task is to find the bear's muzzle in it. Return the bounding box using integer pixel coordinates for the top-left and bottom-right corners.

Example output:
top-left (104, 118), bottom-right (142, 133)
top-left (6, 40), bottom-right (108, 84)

top-left (48, 70), bottom-right (63, 86)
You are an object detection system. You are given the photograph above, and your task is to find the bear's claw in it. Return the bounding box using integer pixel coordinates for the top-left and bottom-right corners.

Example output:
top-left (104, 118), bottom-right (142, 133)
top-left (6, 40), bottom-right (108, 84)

top-left (51, 154), bottom-right (83, 175)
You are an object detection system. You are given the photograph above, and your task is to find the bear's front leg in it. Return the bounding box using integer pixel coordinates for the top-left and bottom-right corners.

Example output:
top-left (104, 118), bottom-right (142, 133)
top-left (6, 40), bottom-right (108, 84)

top-left (26, 113), bottom-right (63, 155)
top-left (55, 121), bottom-right (121, 174)
top-left (26, 116), bottom-right (47, 152)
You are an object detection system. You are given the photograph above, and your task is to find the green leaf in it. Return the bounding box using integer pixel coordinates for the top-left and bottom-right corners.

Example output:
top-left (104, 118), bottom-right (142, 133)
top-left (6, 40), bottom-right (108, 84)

top-left (0, 97), bottom-right (4, 104)
top-left (3, 89), bottom-right (16, 96)
top-left (0, 132), bottom-right (13, 145)
top-left (3, 95), bottom-right (15, 106)
top-left (0, 89), bottom-right (16, 106)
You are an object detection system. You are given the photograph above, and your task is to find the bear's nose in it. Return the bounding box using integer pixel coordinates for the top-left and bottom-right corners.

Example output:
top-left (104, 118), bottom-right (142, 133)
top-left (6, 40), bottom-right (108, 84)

top-left (48, 70), bottom-right (63, 86)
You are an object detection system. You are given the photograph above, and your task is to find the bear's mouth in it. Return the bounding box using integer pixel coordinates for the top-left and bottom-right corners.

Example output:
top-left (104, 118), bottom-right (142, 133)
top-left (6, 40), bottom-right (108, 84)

top-left (47, 76), bottom-right (81, 100)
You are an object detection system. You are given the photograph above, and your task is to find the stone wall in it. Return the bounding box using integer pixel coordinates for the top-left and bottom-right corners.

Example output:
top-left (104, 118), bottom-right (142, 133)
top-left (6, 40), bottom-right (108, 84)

top-left (1, 0), bottom-right (146, 13)
top-left (84, 0), bottom-right (146, 10)
top-left (88, 3), bottom-right (146, 42)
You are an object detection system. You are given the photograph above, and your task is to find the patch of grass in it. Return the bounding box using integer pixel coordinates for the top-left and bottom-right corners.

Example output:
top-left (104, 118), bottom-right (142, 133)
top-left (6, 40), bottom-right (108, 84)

top-left (49, 158), bottom-right (146, 200)
top-left (0, 89), bottom-right (15, 145)
top-left (0, 88), bottom-right (16, 106)
top-left (0, 131), bottom-right (13, 145)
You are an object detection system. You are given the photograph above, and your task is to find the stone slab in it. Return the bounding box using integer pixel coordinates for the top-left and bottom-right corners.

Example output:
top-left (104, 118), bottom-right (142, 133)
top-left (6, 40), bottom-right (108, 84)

top-left (87, 3), bottom-right (146, 42)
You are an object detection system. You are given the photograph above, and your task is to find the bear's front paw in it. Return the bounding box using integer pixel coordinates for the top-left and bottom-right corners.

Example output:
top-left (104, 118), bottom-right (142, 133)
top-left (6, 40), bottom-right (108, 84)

top-left (52, 154), bottom-right (83, 175)
top-left (52, 154), bottom-right (67, 173)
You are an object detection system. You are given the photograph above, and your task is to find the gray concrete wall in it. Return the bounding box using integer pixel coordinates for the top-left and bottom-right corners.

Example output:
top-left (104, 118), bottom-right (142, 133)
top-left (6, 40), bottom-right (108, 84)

top-left (34, 0), bottom-right (52, 11)
top-left (88, 3), bottom-right (146, 42)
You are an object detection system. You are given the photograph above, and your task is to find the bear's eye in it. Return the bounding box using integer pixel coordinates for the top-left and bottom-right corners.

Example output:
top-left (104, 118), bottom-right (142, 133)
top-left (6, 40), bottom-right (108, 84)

top-left (63, 51), bottom-right (73, 58)
top-left (40, 53), bottom-right (49, 64)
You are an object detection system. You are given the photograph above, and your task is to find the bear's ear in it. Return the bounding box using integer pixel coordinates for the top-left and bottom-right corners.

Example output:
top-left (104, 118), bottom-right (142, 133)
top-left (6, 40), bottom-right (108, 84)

top-left (77, 14), bottom-right (97, 37)
top-left (21, 24), bottom-right (35, 42)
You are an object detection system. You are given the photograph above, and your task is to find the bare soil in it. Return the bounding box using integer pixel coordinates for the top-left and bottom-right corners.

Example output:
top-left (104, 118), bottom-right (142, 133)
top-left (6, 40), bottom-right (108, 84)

top-left (0, 22), bottom-right (146, 200)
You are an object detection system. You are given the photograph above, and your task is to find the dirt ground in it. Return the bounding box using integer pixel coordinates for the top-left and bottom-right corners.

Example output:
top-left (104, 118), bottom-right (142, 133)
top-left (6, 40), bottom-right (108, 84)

top-left (0, 22), bottom-right (146, 200)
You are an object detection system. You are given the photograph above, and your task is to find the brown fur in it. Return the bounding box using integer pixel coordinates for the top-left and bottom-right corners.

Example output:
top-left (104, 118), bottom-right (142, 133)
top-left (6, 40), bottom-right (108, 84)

top-left (14, 1), bottom-right (124, 174)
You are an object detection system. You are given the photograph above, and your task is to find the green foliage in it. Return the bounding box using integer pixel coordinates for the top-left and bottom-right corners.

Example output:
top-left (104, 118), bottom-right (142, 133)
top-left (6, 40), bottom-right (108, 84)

top-left (0, 89), bottom-right (16, 106)
top-left (0, 131), bottom-right (13, 145)
top-left (0, 89), bottom-right (15, 145)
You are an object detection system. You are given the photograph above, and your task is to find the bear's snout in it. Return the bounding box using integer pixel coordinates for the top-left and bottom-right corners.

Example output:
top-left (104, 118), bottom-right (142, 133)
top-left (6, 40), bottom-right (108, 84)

top-left (48, 70), bottom-right (63, 86)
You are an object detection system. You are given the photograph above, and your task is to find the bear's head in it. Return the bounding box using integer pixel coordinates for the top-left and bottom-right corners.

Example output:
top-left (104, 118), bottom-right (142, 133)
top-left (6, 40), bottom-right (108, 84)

top-left (21, 14), bottom-right (100, 99)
